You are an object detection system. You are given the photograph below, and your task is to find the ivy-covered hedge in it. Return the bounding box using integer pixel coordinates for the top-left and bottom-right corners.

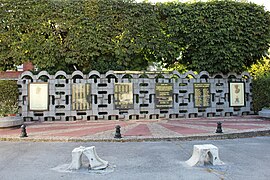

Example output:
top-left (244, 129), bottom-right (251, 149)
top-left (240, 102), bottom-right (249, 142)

top-left (0, 0), bottom-right (269, 74)
top-left (252, 73), bottom-right (270, 112)
top-left (0, 80), bottom-right (18, 117)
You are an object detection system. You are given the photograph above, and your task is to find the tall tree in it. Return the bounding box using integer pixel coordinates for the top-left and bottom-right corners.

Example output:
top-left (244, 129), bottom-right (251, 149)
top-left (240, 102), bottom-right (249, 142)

top-left (1, 0), bottom-right (270, 74)
top-left (158, 1), bottom-right (270, 74)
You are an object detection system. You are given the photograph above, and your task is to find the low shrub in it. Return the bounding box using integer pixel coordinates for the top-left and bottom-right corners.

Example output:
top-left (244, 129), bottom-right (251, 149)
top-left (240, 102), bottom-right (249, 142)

top-left (0, 80), bottom-right (19, 117)
top-left (252, 72), bottom-right (270, 112)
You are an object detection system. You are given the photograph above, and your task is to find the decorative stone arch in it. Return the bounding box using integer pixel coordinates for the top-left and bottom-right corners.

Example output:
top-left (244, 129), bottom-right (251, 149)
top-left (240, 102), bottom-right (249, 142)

top-left (139, 73), bottom-right (149, 79)
top-left (171, 71), bottom-right (181, 79)
top-left (213, 74), bottom-right (224, 79)
top-left (227, 72), bottom-right (238, 80)
top-left (55, 71), bottom-right (67, 79)
top-left (72, 71), bottom-right (84, 83)
top-left (121, 74), bottom-right (133, 83)
top-left (20, 71), bottom-right (34, 78)
top-left (183, 71), bottom-right (197, 84)
top-left (37, 71), bottom-right (51, 82)
top-left (198, 71), bottom-right (210, 81)
top-left (88, 71), bottom-right (100, 83)
top-left (105, 72), bottom-right (118, 83)
top-left (20, 71), bottom-right (34, 83)
top-left (183, 71), bottom-right (197, 79)
top-left (155, 74), bottom-right (165, 83)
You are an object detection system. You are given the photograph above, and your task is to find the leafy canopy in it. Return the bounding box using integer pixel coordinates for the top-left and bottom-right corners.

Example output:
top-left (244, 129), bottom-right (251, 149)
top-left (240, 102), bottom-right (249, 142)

top-left (0, 0), bottom-right (269, 74)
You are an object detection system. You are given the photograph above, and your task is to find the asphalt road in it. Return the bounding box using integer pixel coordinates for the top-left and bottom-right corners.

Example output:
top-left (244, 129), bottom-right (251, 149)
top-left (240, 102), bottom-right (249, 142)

top-left (0, 137), bottom-right (269, 180)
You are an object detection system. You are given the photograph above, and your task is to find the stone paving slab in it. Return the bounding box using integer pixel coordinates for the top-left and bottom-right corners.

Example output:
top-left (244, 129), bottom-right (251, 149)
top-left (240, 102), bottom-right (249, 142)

top-left (0, 115), bottom-right (269, 142)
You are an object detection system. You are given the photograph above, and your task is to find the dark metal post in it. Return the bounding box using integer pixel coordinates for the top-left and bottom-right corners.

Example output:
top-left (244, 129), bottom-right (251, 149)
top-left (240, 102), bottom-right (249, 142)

top-left (20, 124), bottom-right (28, 137)
top-left (114, 125), bottom-right (122, 138)
top-left (216, 122), bottom-right (223, 133)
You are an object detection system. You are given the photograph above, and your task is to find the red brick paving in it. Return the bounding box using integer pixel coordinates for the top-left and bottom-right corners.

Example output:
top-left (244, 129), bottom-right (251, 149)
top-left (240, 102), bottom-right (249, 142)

top-left (159, 123), bottom-right (210, 135)
top-left (27, 122), bottom-right (115, 133)
top-left (47, 122), bottom-right (129, 137)
top-left (0, 128), bottom-right (20, 135)
top-left (222, 124), bottom-right (264, 130)
top-left (124, 124), bottom-right (152, 136)
top-left (0, 116), bottom-right (269, 140)
top-left (170, 122), bottom-right (263, 130)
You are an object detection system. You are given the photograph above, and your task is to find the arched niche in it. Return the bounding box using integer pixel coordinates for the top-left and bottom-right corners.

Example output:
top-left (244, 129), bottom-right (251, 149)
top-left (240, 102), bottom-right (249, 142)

top-left (155, 74), bottom-right (165, 83)
top-left (55, 71), bottom-right (67, 79)
top-left (214, 74), bottom-right (224, 79)
top-left (38, 75), bottom-right (50, 82)
top-left (183, 71), bottom-right (197, 80)
top-left (122, 74), bottom-right (133, 79)
top-left (106, 74), bottom-right (118, 83)
top-left (89, 74), bottom-right (100, 83)
top-left (20, 71), bottom-right (34, 83)
top-left (139, 74), bottom-right (149, 79)
top-left (21, 75), bottom-right (33, 83)
top-left (71, 71), bottom-right (84, 83)
top-left (199, 71), bottom-right (210, 79)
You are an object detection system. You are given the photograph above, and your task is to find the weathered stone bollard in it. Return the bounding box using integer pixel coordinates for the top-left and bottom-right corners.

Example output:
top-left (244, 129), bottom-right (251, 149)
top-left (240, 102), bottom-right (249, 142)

top-left (83, 146), bottom-right (109, 170)
top-left (68, 146), bottom-right (108, 170)
top-left (114, 125), bottom-right (122, 139)
top-left (68, 146), bottom-right (84, 170)
top-left (20, 124), bottom-right (28, 137)
top-left (216, 122), bottom-right (223, 133)
top-left (185, 144), bottom-right (224, 166)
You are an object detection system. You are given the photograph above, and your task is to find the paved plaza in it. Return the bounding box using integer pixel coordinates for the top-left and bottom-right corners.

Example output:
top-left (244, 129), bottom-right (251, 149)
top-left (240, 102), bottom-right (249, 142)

top-left (0, 115), bottom-right (269, 142)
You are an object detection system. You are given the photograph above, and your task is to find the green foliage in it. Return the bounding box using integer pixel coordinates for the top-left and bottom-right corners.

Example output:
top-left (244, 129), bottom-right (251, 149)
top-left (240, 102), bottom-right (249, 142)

top-left (248, 57), bottom-right (270, 112)
top-left (158, 0), bottom-right (270, 74)
top-left (252, 72), bottom-right (270, 112)
top-left (0, 80), bottom-right (18, 117)
top-left (248, 57), bottom-right (270, 79)
top-left (0, 0), bottom-right (162, 73)
top-left (0, 0), bottom-right (270, 74)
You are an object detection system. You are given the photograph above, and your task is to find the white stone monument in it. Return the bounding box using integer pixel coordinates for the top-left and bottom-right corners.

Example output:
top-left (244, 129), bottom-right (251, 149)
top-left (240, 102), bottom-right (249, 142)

top-left (68, 146), bottom-right (108, 170)
top-left (185, 144), bottom-right (224, 167)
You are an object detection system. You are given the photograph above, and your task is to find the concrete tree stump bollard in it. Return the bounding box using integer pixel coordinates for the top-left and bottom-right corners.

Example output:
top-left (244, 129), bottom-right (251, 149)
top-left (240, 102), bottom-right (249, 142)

top-left (68, 146), bottom-right (85, 170)
top-left (185, 144), bottom-right (224, 166)
top-left (68, 146), bottom-right (108, 170)
top-left (83, 146), bottom-right (108, 170)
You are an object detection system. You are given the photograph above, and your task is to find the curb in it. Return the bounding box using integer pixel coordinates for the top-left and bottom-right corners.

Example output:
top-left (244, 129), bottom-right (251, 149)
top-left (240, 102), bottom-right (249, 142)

top-left (1, 130), bottom-right (269, 143)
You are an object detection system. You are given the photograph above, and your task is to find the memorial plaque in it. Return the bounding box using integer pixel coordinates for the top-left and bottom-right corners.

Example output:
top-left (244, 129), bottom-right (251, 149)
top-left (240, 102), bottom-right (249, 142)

top-left (229, 82), bottom-right (245, 107)
top-left (155, 83), bottom-right (173, 109)
top-left (72, 84), bottom-right (91, 110)
top-left (114, 83), bottom-right (133, 109)
top-left (29, 83), bottom-right (49, 111)
top-left (194, 83), bottom-right (211, 108)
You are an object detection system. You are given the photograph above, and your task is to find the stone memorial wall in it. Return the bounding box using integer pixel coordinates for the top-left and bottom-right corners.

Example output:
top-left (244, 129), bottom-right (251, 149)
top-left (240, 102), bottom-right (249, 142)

top-left (17, 70), bottom-right (252, 121)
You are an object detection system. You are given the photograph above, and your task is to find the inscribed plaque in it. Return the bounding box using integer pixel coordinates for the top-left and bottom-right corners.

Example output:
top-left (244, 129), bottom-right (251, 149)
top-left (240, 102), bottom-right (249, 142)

top-left (194, 83), bottom-right (211, 108)
top-left (229, 82), bottom-right (245, 107)
top-left (155, 83), bottom-right (173, 109)
top-left (29, 83), bottom-right (49, 111)
top-left (72, 84), bottom-right (91, 110)
top-left (114, 83), bottom-right (133, 109)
